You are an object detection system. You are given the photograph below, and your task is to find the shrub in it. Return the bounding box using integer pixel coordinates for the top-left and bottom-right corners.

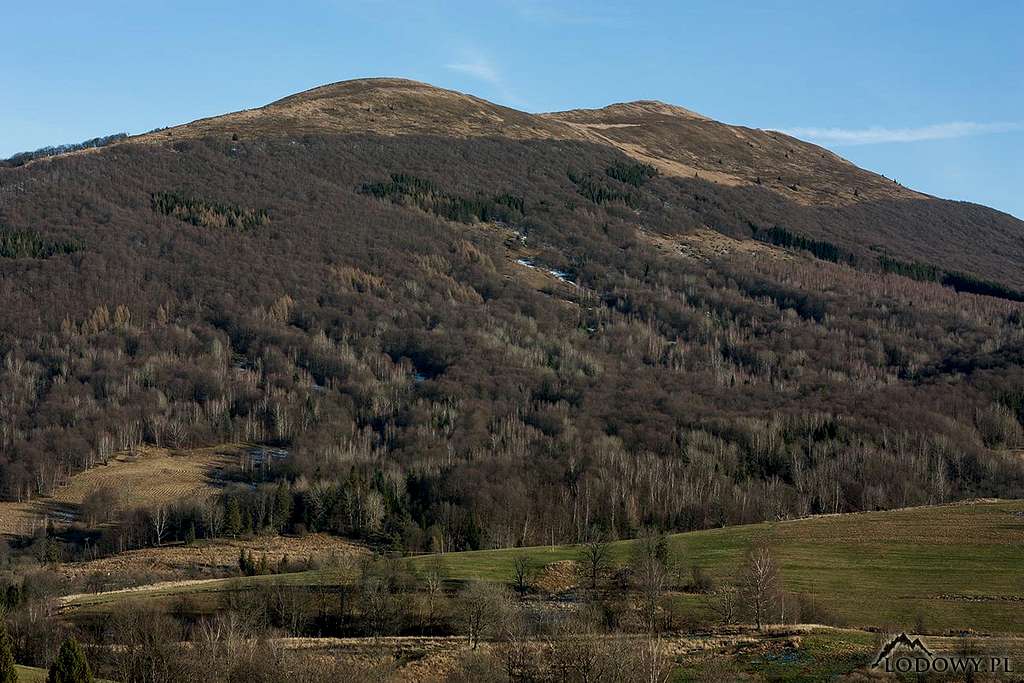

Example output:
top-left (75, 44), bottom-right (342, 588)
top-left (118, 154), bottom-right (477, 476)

top-left (691, 564), bottom-right (715, 593)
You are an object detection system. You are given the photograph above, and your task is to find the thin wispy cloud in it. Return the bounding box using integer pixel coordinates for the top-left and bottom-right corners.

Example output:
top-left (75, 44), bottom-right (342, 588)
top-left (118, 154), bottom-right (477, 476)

top-left (444, 49), bottom-right (526, 108)
top-left (445, 58), bottom-right (502, 87)
top-left (779, 121), bottom-right (1023, 145)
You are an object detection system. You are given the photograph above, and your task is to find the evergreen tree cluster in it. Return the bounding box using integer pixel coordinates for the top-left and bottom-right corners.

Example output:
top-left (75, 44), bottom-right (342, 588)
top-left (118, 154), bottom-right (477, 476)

top-left (605, 161), bottom-right (658, 187)
top-left (0, 621), bottom-right (15, 683)
top-left (222, 482), bottom-right (293, 537)
top-left (151, 191), bottom-right (270, 231)
top-left (360, 173), bottom-right (525, 224)
top-left (877, 255), bottom-right (941, 282)
top-left (0, 581), bottom-right (25, 615)
top-left (754, 226), bottom-right (855, 265)
top-left (0, 228), bottom-right (79, 260)
top-left (237, 548), bottom-right (271, 576)
top-left (567, 169), bottom-right (636, 206)
top-left (940, 270), bottom-right (1024, 302)
top-left (879, 254), bottom-right (1024, 302)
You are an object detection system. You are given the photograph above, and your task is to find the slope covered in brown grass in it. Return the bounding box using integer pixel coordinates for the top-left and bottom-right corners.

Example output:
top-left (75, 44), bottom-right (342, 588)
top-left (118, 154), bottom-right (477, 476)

top-left (544, 100), bottom-right (925, 207)
top-left (0, 446), bottom-right (238, 536)
top-left (57, 533), bottom-right (366, 583)
top-left (133, 78), bottom-right (585, 143)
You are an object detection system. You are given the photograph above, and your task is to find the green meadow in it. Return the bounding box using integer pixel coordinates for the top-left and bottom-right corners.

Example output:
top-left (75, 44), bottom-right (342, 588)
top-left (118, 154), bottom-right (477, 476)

top-left (65, 500), bottom-right (1024, 634)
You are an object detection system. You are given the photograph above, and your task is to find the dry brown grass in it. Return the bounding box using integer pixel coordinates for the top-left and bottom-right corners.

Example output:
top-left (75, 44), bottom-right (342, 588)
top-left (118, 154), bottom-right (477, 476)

top-left (533, 559), bottom-right (579, 594)
top-left (0, 445), bottom-right (239, 536)
top-left (132, 78), bottom-right (586, 145)
top-left (545, 101), bottom-right (925, 207)
top-left (278, 626), bottom-right (1015, 682)
top-left (57, 532), bottom-right (367, 582)
top-left (640, 226), bottom-right (792, 263)
top-left (280, 635), bottom-right (473, 682)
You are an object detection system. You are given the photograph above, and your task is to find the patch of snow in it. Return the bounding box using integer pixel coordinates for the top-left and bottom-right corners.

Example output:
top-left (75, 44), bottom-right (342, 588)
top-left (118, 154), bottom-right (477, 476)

top-left (548, 268), bottom-right (574, 284)
top-left (247, 446), bottom-right (290, 464)
top-left (515, 258), bottom-right (576, 285)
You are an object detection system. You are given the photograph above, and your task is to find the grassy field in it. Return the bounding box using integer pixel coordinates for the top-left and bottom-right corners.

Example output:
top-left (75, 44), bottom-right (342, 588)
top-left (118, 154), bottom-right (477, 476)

top-left (405, 499), bottom-right (1024, 634)
top-left (14, 664), bottom-right (116, 683)
top-left (61, 500), bottom-right (1024, 634)
top-left (13, 665), bottom-right (48, 683)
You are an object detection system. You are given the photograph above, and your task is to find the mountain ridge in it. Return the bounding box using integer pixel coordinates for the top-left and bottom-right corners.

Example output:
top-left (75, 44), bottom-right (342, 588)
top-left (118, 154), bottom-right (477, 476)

top-left (113, 77), bottom-right (919, 208)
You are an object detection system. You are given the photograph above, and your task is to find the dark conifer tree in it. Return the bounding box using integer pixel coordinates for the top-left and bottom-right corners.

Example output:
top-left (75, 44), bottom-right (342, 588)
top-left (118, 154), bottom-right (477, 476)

top-left (47, 638), bottom-right (92, 683)
top-left (0, 621), bottom-right (16, 683)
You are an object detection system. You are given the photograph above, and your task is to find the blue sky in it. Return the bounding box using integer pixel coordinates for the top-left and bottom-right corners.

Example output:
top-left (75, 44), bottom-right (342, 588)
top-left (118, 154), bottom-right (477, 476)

top-left (4, 1), bottom-right (1022, 217)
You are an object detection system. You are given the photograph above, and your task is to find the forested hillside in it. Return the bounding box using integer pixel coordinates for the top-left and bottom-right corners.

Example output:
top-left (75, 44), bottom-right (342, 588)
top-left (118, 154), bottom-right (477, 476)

top-left (1, 78), bottom-right (1023, 553)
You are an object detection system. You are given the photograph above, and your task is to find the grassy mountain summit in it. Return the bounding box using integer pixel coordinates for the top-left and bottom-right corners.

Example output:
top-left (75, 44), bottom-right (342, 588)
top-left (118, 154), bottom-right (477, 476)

top-left (134, 77), bottom-right (584, 142)
top-left (0, 78), bottom-right (1022, 554)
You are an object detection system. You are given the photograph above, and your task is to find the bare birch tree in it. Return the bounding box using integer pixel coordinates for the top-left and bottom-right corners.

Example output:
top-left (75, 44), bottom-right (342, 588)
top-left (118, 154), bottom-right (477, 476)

top-left (739, 541), bottom-right (780, 629)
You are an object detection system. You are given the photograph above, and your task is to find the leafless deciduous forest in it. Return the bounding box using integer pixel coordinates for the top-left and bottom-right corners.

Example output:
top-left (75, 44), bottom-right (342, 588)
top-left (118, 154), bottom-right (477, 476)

top-left (1, 129), bottom-right (1023, 556)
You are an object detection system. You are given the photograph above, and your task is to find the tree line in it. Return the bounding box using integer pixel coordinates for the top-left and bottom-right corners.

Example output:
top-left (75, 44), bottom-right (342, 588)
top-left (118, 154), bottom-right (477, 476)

top-left (0, 132), bottom-right (127, 167)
